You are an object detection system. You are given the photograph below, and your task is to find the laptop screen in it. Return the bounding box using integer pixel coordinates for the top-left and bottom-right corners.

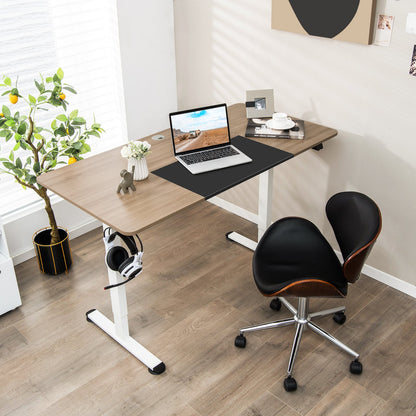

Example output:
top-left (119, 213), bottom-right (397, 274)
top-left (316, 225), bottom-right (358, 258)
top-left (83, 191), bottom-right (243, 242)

top-left (169, 103), bottom-right (231, 156)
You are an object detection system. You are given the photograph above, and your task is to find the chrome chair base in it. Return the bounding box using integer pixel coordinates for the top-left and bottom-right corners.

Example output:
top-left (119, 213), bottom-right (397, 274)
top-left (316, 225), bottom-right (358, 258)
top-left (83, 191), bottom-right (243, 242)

top-left (236, 297), bottom-right (362, 391)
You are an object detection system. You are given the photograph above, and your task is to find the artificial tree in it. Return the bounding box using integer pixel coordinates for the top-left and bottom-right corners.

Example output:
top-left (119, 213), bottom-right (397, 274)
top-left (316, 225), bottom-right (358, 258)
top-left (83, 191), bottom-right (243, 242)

top-left (0, 69), bottom-right (103, 244)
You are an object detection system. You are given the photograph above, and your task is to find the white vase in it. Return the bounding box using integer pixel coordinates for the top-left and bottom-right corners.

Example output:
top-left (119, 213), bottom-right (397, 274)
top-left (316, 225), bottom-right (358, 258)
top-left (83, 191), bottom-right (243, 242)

top-left (128, 157), bottom-right (149, 181)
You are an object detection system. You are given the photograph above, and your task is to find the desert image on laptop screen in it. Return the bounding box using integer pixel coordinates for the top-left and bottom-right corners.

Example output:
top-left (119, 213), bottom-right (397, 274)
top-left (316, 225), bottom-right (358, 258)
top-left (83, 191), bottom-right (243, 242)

top-left (171, 106), bottom-right (229, 153)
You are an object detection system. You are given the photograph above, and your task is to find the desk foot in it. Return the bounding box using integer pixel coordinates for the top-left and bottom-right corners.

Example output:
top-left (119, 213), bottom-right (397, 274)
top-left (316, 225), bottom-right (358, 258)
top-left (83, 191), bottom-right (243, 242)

top-left (86, 309), bottom-right (165, 374)
top-left (226, 231), bottom-right (257, 251)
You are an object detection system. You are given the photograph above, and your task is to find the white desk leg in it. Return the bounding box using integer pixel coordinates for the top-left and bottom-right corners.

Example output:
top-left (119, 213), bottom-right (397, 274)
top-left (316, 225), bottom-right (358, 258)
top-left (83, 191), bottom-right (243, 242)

top-left (257, 169), bottom-right (274, 240)
top-left (226, 169), bottom-right (274, 251)
top-left (86, 235), bottom-right (165, 374)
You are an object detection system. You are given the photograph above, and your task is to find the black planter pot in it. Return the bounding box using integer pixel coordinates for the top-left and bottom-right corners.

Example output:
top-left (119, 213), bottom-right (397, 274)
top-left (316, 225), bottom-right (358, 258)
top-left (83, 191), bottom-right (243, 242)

top-left (33, 227), bottom-right (73, 275)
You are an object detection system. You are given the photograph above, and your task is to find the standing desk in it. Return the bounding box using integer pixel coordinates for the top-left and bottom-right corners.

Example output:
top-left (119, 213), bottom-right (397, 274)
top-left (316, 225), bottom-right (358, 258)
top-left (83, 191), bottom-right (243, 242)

top-left (37, 103), bottom-right (337, 374)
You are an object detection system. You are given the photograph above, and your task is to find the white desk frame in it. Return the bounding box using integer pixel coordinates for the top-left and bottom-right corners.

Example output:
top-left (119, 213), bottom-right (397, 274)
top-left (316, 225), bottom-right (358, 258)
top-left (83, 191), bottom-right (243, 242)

top-left (86, 230), bottom-right (165, 374)
top-left (86, 169), bottom-right (273, 373)
top-left (226, 169), bottom-right (274, 251)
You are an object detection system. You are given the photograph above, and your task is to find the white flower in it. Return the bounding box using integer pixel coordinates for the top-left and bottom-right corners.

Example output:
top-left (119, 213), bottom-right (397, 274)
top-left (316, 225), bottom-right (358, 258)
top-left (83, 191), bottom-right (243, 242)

top-left (120, 140), bottom-right (151, 159)
top-left (120, 146), bottom-right (132, 158)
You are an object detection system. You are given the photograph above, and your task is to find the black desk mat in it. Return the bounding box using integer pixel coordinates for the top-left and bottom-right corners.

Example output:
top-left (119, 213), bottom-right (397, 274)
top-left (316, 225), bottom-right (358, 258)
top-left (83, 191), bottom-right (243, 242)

top-left (151, 136), bottom-right (293, 199)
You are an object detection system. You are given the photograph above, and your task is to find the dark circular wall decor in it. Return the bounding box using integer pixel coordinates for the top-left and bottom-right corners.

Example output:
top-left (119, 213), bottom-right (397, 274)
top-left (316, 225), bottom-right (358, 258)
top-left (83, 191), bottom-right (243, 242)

top-left (288, 0), bottom-right (360, 38)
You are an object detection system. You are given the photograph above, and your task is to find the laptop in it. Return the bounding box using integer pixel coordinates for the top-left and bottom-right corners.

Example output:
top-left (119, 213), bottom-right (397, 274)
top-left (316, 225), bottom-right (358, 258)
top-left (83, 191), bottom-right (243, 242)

top-left (169, 103), bottom-right (252, 174)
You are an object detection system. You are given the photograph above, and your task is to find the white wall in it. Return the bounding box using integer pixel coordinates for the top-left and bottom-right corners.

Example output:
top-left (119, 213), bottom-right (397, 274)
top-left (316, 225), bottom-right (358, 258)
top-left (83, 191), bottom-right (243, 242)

top-left (173, 0), bottom-right (416, 289)
top-left (4, 1), bottom-right (178, 265)
top-left (117, 0), bottom-right (178, 138)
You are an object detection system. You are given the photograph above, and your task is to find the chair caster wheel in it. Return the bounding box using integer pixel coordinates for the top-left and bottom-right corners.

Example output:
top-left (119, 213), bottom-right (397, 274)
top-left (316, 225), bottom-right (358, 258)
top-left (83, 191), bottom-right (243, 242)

top-left (284, 376), bottom-right (297, 392)
top-left (235, 334), bottom-right (246, 348)
top-left (270, 298), bottom-right (282, 311)
top-left (350, 359), bottom-right (363, 375)
top-left (333, 311), bottom-right (346, 325)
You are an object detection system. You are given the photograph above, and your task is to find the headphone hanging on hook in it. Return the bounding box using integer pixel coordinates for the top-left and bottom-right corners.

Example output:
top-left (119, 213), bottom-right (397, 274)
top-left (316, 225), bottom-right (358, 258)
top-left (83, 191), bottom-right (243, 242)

top-left (103, 227), bottom-right (144, 290)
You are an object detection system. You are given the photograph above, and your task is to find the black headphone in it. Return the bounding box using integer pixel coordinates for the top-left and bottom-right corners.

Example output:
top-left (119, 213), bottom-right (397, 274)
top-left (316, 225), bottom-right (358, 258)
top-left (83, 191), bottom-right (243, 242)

top-left (103, 227), bottom-right (144, 290)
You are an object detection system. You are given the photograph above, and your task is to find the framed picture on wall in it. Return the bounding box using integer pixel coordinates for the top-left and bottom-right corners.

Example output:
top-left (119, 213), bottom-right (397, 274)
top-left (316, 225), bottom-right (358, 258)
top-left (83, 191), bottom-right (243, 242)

top-left (272, 0), bottom-right (377, 45)
top-left (246, 89), bottom-right (275, 119)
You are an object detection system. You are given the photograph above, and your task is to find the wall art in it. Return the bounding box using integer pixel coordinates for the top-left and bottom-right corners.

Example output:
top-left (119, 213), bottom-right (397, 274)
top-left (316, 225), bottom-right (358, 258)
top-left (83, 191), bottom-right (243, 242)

top-left (272, 0), bottom-right (377, 45)
top-left (410, 45), bottom-right (416, 77)
top-left (374, 15), bottom-right (394, 47)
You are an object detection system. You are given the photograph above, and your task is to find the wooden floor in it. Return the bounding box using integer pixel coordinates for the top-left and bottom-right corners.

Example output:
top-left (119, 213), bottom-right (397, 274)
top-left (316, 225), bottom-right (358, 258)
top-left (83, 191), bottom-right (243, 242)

top-left (1, 202), bottom-right (416, 416)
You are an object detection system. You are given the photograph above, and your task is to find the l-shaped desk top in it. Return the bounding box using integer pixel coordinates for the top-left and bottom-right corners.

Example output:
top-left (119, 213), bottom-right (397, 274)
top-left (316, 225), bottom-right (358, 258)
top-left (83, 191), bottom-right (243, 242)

top-left (38, 103), bottom-right (337, 235)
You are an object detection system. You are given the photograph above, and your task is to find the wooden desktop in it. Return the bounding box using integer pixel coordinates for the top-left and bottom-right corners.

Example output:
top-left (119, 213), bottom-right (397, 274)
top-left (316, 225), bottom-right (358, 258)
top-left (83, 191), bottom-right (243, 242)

top-left (38, 103), bottom-right (336, 236)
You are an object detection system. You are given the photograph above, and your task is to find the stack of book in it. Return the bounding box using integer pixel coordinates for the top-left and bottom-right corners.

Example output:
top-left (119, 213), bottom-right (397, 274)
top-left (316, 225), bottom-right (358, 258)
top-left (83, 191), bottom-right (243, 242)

top-left (245, 118), bottom-right (305, 139)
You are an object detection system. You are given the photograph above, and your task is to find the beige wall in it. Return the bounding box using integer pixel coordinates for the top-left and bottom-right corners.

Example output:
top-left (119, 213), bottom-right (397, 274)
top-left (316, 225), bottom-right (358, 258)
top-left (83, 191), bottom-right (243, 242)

top-left (173, 0), bottom-right (416, 287)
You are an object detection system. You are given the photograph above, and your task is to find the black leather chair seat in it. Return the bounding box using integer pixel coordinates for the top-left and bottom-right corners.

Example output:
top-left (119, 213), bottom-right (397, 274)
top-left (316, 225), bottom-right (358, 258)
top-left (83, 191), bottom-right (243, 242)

top-left (253, 217), bottom-right (348, 297)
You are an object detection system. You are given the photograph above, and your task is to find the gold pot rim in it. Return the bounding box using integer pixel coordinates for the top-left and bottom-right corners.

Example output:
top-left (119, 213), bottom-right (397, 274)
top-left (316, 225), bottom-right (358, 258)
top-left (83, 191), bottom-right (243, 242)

top-left (32, 226), bottom-right (69, 247)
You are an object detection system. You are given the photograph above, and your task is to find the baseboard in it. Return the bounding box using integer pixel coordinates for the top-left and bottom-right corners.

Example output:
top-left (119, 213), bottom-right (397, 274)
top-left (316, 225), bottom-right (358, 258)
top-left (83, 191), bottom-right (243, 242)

top-left (361, 263), bottom-right (416, 299)
top-left (209, 196), bottom-right (416, 300)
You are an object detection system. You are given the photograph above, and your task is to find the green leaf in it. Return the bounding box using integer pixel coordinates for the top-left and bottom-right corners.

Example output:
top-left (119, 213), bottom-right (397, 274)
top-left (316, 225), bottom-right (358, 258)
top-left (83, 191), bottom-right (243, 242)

top-left (14, 133), bottom-right (22, 140)
top-left (10, 88), bottom-right (18, 96)
top-left (72, 117), bottom-right (86, 125)
top-left (9, 150), bottom-right (14, 161)
top-left (15, 157), bottom-right (22, 169)
top-left (0, 130), bottom-right (9, 137)
top-left (53, 74), bottom-right (61, 85)
top-left (80, 143), bottom-right (91, 153)
top-left (17, 122), bottom-right (27, 135)
top-left (88, 130), bottom-right (101, 138)
top-left (28, 175), bottom-right (37, 184)
top-left (56, 114), bottom-right (68, 122)
top-left (1, 90), bottom-right (11, 96)
top-left (3, 77), bottom-right (11, 86)
top-left (56, 68), bottom-right (64, 80)
top-left (54, 126), bottom-right (67, 136)
top-left (38, 95), bottom-right (47, 102)
top-left (2, 105), bottom-right (10, 117)
top-left (34, 133), bottom-right (44, 141)
top-left (33, 161), bottom-right (40, 174)
top-left (73, 141), bottom-right (83, 150)
top-left (5, 119), bottom-right (15, 126)
top-left (3, 161), bottom-right (15, 170)
top-left (51, 119), bottom-right (57, 130)
top-left (28, 94), bottom-right (36, 104)
top-left (45, 77), bottom-right (53, 83)
top-left (13, 142), bottom-right (20, 151)
top-left (35, 80), bottom-right (45, 93)
top-left (69, 109), bottom-right (78, 120)
top-left (63, 86), bottom-right (77, 94)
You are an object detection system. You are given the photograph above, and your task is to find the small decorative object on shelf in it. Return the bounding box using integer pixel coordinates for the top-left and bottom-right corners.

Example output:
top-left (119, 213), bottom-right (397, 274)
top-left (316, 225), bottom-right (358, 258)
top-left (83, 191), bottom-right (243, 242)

top-left (121, 140), bottom-right (151, 181)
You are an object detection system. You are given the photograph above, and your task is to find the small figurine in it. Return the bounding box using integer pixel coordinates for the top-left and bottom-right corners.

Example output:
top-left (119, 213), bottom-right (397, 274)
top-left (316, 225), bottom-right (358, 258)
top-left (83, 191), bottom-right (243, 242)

top-left (117, 167), bottom-right (136, 194)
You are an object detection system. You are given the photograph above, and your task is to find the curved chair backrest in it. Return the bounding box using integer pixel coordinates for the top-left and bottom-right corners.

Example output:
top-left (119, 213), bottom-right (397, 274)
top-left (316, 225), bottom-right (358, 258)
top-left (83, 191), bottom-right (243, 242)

top-left (326, 192), bottom-right (382, 283)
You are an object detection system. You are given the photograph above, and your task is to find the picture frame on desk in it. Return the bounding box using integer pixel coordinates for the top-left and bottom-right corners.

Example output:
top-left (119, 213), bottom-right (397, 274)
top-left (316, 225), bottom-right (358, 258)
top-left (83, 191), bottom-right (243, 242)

top-left (245, 118), bottom-right (305, 140)
top-left (245, 89), bottom-right (275, 118)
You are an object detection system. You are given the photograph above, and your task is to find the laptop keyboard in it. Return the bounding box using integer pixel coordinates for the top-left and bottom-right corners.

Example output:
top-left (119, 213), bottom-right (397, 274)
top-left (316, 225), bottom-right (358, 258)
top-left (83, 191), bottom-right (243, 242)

top-left (179, 146), bottom-right (239, 165)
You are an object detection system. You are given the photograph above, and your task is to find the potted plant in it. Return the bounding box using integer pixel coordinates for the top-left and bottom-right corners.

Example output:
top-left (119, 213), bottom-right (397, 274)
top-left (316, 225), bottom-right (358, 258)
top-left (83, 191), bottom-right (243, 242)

top-left (0, 68), bottom-right (103, 274)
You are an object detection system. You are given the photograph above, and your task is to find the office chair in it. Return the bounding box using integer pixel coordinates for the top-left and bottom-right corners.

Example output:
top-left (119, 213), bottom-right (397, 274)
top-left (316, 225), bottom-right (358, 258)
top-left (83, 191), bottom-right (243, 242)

top-left (234, 191), bottom-right (382, 392)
